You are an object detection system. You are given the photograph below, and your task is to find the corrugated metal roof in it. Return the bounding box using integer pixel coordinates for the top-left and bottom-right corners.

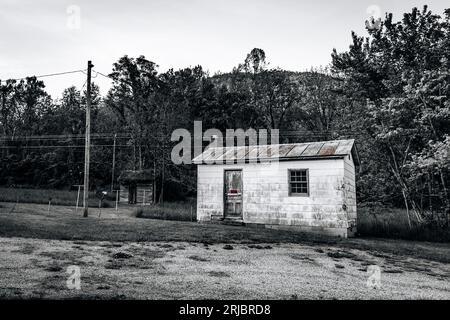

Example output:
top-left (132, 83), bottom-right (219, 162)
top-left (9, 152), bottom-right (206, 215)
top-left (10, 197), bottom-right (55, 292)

top-left (192, 139), bottom-right (359, 165)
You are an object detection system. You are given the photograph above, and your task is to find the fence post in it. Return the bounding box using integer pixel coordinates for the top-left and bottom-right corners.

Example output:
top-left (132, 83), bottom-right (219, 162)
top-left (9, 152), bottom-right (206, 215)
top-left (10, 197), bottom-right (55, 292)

top-left (115, 190), bottom-right (119, 211)
top-left (76, 185), bottom-right (81, 213)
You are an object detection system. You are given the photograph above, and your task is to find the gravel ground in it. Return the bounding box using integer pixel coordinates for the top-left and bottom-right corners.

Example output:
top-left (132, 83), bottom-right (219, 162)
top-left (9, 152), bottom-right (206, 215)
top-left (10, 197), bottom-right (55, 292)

top-left (0, 237), bottom-right (449, 299)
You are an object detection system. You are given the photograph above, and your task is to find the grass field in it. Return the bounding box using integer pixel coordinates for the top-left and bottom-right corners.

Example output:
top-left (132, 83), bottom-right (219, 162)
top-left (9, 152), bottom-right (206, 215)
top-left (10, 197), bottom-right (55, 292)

top-left (137, 201), bottom-right (196, 221)
top-left (0, 202), bottom-right (449, 263)
top-left (0, 187), bottom-right (195, 221)
top-left (0, 202), bottom-right (449, 299)
top-left (0, 187), bottom-right (115, 208)
top-left (2, 188), bottom-right (448, 242)
top-left (358, 206), bottom-right (450, 242)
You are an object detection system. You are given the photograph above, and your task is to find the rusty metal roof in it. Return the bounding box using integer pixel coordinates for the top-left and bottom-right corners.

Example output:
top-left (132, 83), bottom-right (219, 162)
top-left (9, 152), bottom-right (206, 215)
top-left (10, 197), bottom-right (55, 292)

top-left (192, 139), bottom-right (359, 165)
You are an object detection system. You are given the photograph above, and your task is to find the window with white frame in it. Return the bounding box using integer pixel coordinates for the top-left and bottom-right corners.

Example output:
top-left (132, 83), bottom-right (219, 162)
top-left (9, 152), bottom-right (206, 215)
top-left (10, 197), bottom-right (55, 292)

top-left (288, 169), bottom-right (309, 196)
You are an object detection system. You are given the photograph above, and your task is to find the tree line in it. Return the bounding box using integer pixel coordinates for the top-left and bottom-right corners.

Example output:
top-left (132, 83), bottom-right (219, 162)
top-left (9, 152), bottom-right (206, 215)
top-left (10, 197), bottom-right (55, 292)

top-left (0, 6), bottom-right (449, 227)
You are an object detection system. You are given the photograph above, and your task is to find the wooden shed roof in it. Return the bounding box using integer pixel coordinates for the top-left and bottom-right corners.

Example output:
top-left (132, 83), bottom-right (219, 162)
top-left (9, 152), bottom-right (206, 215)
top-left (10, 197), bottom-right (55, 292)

top-left (118, 170), bottom-right (154, 184)
top-left (192, 139), bottom-right (360, 165)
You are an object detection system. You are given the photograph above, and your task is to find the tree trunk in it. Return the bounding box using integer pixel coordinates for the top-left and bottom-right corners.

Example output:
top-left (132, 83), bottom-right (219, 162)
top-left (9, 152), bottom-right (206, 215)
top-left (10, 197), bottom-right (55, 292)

top-left (153, 151), bottom-right (156, 204)
top-left (138, 145), bottom-right (143, 170)
top-left (402, 189), bottom-right (412, 229)
top-left (158, 145), bottom-right (165, 205)
top-left (428, 171), bottom-right (433, 214)
top-left (132, 139), bottom-right (136, 171)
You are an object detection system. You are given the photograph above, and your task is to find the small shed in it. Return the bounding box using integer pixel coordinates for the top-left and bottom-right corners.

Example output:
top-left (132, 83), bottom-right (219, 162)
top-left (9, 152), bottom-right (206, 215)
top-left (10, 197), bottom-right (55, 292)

top-left (193, 139), bottom-right (360, 238)
top-left (117, 170), bottom-right (154, 205)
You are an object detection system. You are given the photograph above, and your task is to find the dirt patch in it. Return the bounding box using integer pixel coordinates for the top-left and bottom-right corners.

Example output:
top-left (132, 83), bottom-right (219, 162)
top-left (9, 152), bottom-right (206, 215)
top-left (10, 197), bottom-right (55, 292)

top-left (100, 243), bottom-right (123, 248)
top-left (0, 287), bottom-right (24, 299)
top-left (39, 274), bottom-right (66, 292)
top-left (289, 253), bottom-right (316, 263)
top-left (383, 268), bottom-right (404, 274)
top-left (11, 243), bottom-right (36, 254)
top-left (156, 243), bottom-right (174, 249)
top-left (247, 244), bottom-right (273, 249)
top-left (371, 251), bottom-right (393, 259)
top-left (127, 246), bottom-right (166, 259)
top-left (112, 252), bottom-right (133, 259)
top-left (105, 263), bottom-right (122, 270)
top-left (73, 241), bottom-right (88, 245)
top-left (97, 285), bottom-right (111, 290)
top-left (1, 236), bottom-right (449, 300)
top-left (358, 267), bottom-right (367, 272)
top-left (188, 255), bottom-right (209, 262)
top-left (208, 271), bottom-right (230, 278)
top-left (45, 263), bottom-right (63, 272)
top-left (326, 250), bottom-right (357, 259)
top-left (39, 250), bottom-right (91, 266)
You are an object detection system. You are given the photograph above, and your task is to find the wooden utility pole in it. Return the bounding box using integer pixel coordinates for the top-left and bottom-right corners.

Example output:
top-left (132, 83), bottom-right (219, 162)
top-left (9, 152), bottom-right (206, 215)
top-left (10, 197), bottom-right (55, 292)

top-left (111, 133), bottom-right (117, 192)
top-left (83, 60), bottom-right (94, 217)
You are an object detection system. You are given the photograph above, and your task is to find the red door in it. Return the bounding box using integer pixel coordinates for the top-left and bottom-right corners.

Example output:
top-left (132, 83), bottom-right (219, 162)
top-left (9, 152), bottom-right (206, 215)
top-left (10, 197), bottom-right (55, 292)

top-left (224, 170), bottom-right (243, 218)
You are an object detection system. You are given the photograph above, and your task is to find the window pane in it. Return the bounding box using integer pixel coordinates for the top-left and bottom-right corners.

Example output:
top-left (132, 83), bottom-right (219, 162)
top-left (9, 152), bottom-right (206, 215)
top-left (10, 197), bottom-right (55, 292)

top-left (289, 170), bottom-right (308, 195)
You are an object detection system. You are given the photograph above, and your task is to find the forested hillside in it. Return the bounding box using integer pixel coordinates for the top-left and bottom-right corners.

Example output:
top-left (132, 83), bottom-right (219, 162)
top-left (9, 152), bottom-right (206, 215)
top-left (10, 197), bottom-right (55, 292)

top-left (1, 6), bottom-right (449, 229)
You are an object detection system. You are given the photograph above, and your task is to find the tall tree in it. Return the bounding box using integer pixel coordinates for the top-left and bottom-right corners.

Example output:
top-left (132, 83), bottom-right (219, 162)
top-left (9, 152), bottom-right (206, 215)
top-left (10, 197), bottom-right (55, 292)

top-left (332, 6), bottom-right (450, 225)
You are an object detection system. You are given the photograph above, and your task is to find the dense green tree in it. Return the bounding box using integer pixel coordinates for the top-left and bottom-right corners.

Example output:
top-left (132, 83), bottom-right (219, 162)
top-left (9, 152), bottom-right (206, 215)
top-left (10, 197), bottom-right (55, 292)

top-left (332, 6), bottom-right (450, 225)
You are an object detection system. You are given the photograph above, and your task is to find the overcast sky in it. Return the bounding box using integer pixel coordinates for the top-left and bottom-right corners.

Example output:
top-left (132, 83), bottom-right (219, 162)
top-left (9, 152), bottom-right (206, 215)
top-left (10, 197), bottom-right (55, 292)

top-left (1, 0), bottom-right (448, 98)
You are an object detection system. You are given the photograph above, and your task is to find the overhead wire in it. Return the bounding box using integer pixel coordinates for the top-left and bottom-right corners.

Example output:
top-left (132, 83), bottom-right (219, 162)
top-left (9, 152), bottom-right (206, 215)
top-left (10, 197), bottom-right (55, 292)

top-left (7, 69), bottom-right (86, 82)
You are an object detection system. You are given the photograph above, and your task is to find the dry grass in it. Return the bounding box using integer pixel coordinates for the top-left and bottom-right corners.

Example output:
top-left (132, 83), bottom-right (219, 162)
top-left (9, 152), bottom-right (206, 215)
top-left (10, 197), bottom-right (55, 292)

top-left (0, 202), bottom-right (449, 264)
top-left (136, 201), bottom-right (196, 222)
top-left (358, 205), bottom-right (450, 242)
top-left (0, 187), bottom-right (115, 208)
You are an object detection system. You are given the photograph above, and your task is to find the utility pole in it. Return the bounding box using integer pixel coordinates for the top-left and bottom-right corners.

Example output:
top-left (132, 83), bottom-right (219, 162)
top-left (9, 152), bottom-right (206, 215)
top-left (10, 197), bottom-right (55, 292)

top-left (111, 133), bottom-right (117, 192)
top-left (83, 60), bottom-right (94, 217)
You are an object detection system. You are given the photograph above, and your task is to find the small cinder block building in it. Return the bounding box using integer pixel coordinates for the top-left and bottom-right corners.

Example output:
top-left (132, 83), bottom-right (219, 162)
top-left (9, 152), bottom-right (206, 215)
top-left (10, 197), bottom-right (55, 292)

top-left (193, 139), bottom-right (359, 238)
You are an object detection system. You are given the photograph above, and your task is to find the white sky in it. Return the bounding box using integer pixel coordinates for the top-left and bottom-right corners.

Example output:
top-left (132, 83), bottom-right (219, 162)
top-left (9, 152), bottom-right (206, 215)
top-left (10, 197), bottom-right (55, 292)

top-left (1, 0), bottom-right (448, 98)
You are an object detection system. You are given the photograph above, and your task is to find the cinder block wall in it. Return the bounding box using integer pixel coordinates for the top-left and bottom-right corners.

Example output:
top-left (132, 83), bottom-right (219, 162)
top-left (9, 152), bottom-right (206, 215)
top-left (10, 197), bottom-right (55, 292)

top-left (197, 165), bottom-right (224, 220)
top-left (343, 154), bottom-right (357, 231)
top-left (197, 159), bottom-right (355, 231)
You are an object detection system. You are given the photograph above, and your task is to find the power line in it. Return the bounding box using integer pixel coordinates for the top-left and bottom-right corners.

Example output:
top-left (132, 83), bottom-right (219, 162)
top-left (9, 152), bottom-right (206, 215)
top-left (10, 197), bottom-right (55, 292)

top-left (7, 69), bottom-right (86, 82)
top-left (0, 133), bottom-right (132, 140)
top-left (0, 132), bottom-right (373, 142)
top-left (81, 79), bottom-right (87, 91)
top-left (93, 70), bottom-right (113, 80)
top-left (0, 145), bottom-right (133, 149)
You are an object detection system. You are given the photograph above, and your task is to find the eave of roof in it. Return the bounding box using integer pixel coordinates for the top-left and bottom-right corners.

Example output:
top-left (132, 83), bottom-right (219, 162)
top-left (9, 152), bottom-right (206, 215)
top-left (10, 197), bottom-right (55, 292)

top-left (192, 139), bottom-right (360, 166)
